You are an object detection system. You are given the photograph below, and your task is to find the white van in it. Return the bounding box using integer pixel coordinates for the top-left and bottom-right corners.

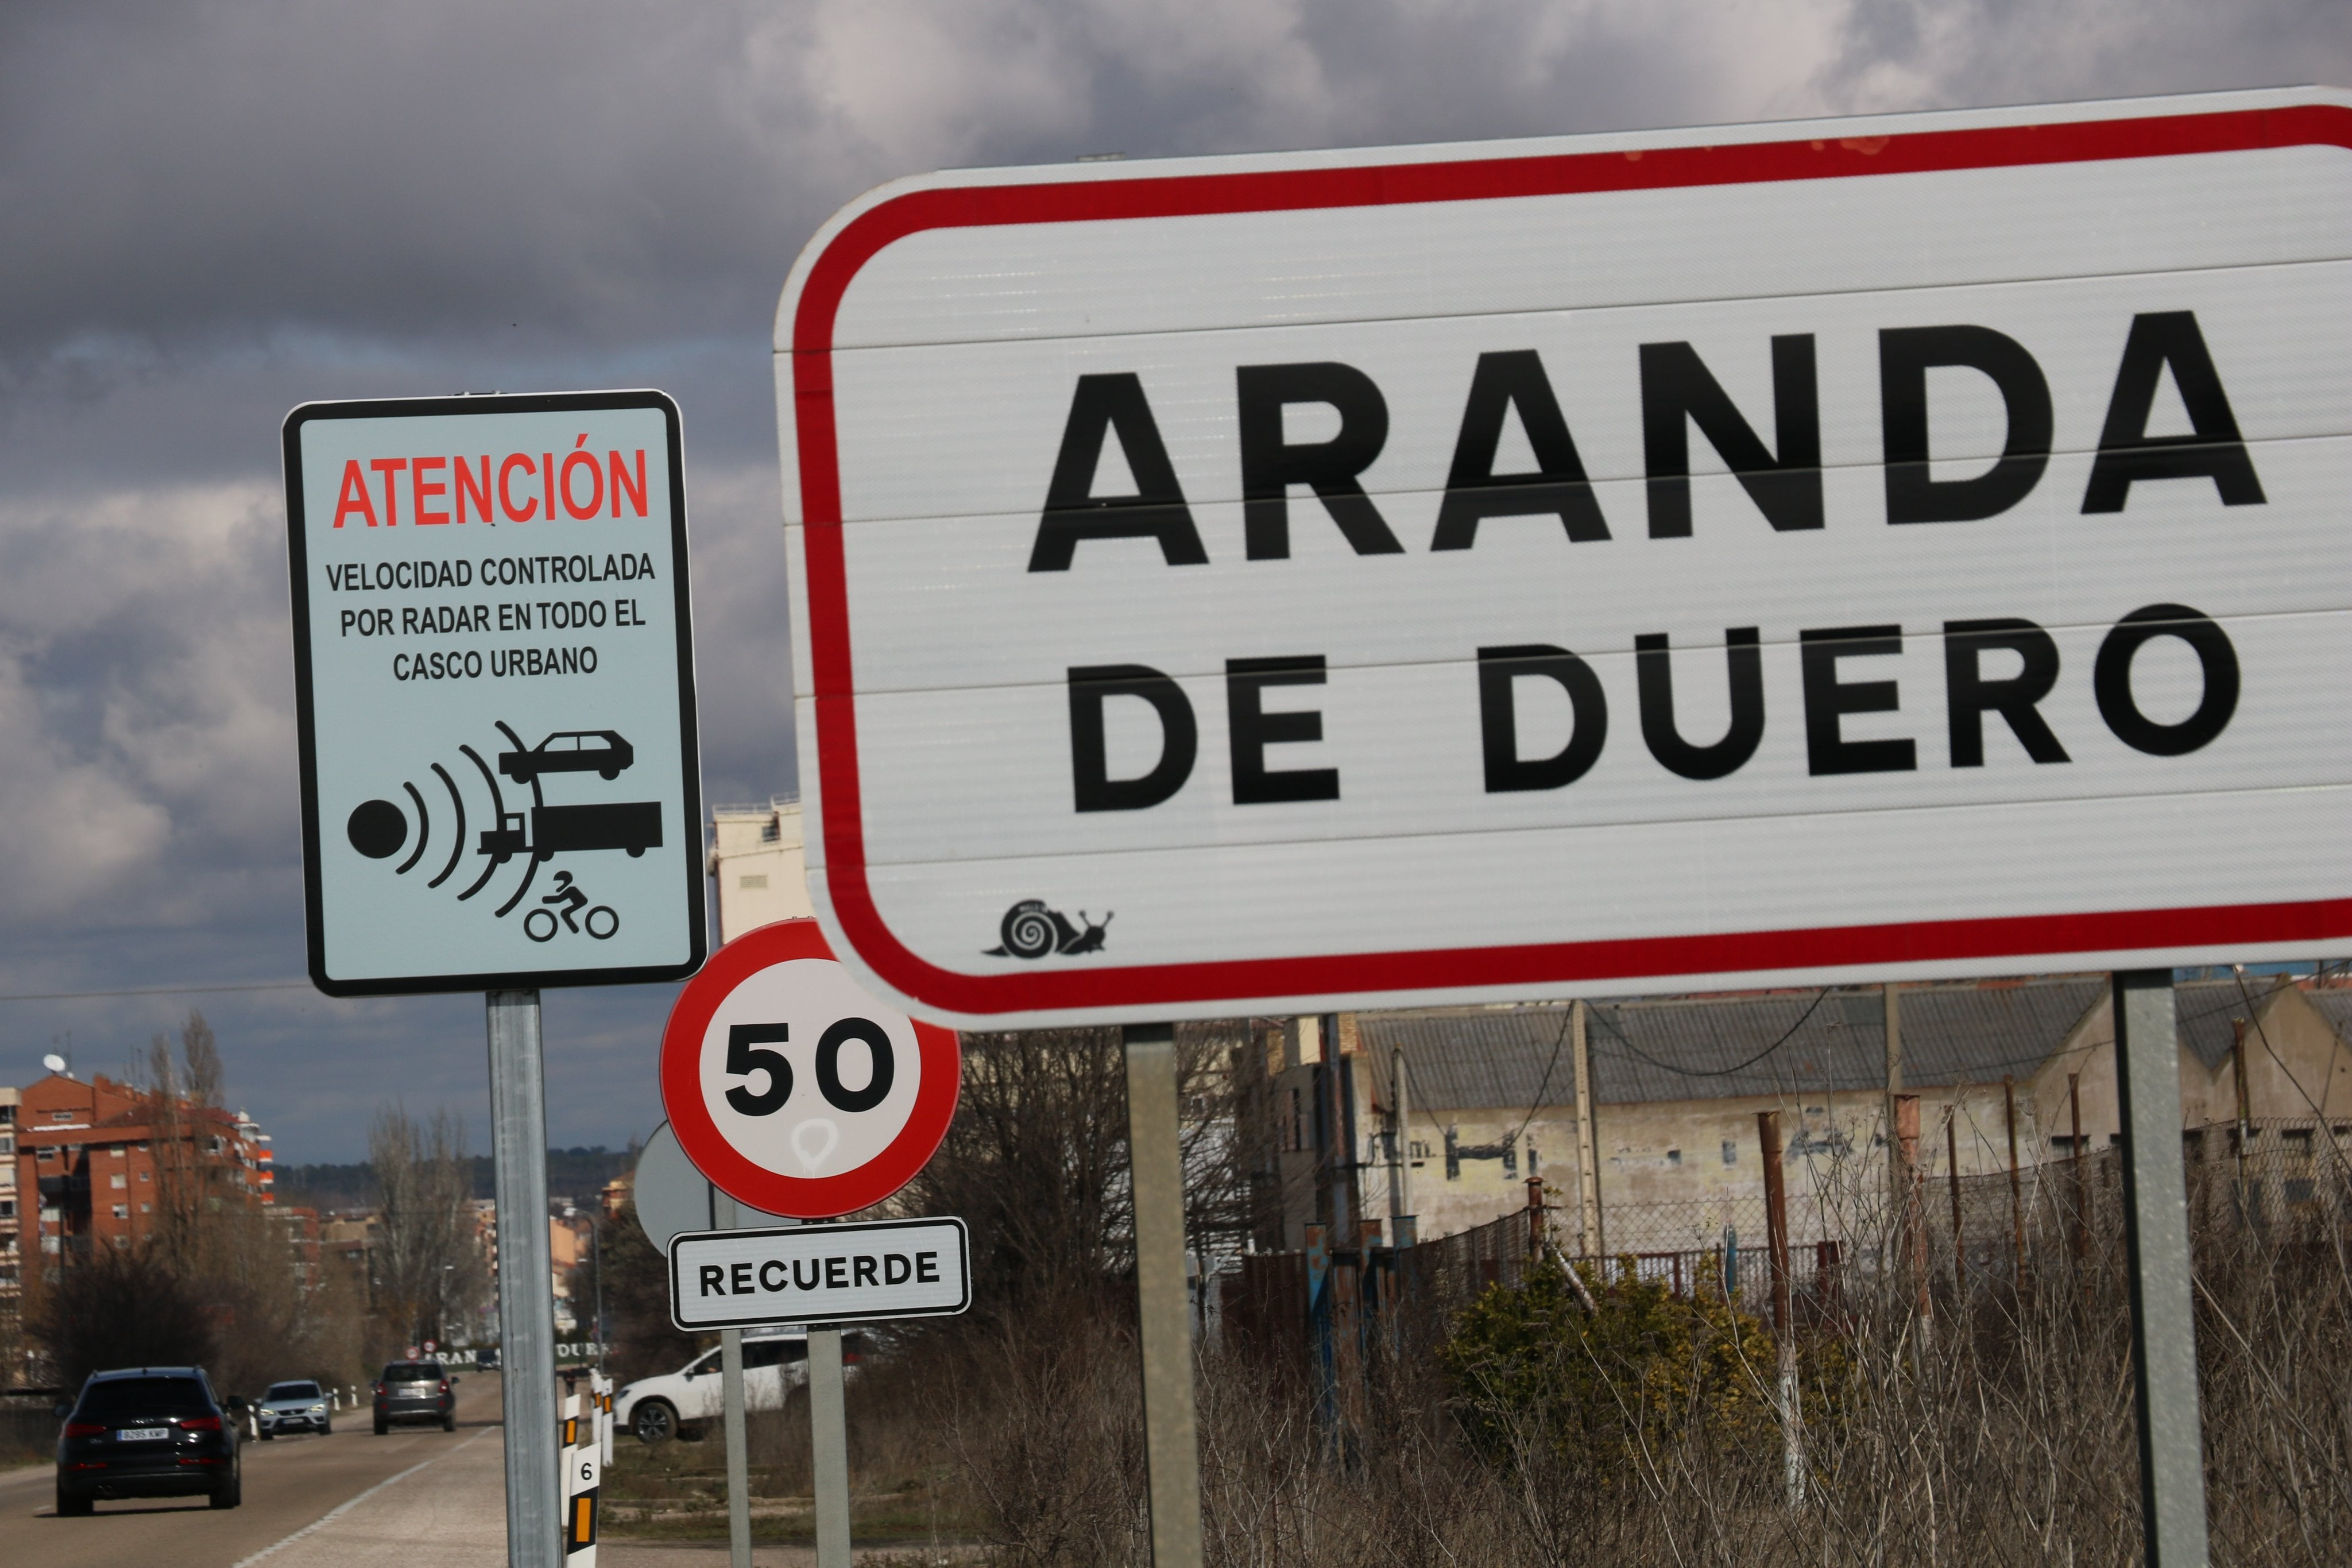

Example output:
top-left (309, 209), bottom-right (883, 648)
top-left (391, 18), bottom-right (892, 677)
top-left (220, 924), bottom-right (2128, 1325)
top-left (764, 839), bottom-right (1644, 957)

top-left (613, 1332), bottom-right (865, 1443)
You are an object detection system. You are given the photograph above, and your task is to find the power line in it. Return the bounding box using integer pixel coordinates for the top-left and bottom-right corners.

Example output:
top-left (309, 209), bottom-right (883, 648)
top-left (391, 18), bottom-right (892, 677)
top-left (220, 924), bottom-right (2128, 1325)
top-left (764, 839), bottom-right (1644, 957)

top-left (0, 980), bottom-right (315, 1004)
top-left (1589, 988), bottom-right (1832, 1080)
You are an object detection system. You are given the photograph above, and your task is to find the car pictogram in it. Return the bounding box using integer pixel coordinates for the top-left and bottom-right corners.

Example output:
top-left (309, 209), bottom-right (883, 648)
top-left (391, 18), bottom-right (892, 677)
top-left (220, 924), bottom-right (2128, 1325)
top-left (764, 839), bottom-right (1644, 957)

top-left (500, 730), bottom-right (635, 783)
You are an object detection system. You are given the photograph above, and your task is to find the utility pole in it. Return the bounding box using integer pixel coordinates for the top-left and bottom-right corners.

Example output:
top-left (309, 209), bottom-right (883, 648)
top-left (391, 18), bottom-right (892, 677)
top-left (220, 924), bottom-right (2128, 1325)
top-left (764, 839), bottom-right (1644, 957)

top-left (1571, 1000), bottom-right (1601, 1258)
top-left (1387, 1047), bottom-right (1412, 1246)
top-left (1757, 1109), bottom-right (1801, 1505)
top-left (2069, 1072), bottom-right (2088, 1264)
top-left (1883, 982), bottom-right (1904, 1222)
top-left (1893, 1093), bottom-right (1929, 1331)
top-left (1945, 1108), bottom-right (1964, 1299)
top-left (2003, 1075), bottom-right (2025, 1295)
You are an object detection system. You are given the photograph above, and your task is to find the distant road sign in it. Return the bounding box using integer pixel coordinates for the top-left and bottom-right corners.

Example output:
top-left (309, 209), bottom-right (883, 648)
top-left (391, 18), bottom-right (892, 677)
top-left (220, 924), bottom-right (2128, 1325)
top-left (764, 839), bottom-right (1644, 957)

top-left (659, 920), bottom-right (958, 1218)
top-left (669, 1217), bottom-right (970, 1331)
top-left (776, 87), bottom-right (2352, 1027)
top-left (283, 390), bottom-right (704, 997)
top-left (630, 1121), bottom-right (791, 1252)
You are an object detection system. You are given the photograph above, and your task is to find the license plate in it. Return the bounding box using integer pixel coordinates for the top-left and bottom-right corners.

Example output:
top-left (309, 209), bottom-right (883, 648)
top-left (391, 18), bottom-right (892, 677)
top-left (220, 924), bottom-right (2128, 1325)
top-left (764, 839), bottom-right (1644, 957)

top-left (118, 1427), bottom-right (170, 1442)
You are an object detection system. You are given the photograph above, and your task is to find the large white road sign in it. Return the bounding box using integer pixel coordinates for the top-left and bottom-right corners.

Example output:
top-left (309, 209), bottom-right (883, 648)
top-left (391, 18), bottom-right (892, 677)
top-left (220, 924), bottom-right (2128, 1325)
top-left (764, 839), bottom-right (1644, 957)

top-left (775, 88), bottom-right (2352, 1028)
top-left (285, 390), bottom-right (704, 996)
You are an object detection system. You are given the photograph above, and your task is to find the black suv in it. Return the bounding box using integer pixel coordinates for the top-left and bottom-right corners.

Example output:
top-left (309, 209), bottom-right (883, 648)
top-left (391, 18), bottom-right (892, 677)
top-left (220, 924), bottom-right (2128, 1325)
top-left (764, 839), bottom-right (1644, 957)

top-left (55, 1366), bottom-right (242, 1515)
top-left (373, 1360), bottom-right (457, 1434)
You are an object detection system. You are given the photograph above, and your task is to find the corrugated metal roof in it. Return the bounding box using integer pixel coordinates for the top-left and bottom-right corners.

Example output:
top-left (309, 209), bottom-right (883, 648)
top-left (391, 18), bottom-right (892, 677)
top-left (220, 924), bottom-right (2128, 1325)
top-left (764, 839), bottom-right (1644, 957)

top-left (2307, 989), bottom-right (2352, 1043)
top-left (2172, 979), bottom-right (2273, 1074)
top-left (1358, 979), bottom-right (2106, 1110)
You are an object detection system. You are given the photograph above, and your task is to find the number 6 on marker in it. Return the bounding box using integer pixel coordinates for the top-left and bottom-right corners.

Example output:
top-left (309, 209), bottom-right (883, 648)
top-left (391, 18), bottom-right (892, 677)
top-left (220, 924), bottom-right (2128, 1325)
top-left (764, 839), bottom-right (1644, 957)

top-left (725, 1024), bottom-right (791, 1115)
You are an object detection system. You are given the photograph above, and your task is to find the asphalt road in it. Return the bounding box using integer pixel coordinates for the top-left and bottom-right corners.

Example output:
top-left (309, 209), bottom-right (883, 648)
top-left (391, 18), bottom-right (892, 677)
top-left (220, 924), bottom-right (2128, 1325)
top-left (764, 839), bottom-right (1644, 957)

top-left (0, 1372), bottom-right (506, 1568)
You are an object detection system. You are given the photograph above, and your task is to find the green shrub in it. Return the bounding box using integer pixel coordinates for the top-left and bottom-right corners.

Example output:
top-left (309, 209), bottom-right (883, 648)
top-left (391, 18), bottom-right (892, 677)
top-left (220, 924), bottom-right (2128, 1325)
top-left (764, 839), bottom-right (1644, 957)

top-left (1441, 1256), bottom-right (1821, 1477)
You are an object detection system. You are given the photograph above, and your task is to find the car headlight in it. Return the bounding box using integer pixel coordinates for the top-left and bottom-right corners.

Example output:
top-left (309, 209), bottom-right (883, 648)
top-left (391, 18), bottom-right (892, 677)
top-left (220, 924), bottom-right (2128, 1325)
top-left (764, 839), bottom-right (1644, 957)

top-left (313, 1404), bottom-right (327, 1413)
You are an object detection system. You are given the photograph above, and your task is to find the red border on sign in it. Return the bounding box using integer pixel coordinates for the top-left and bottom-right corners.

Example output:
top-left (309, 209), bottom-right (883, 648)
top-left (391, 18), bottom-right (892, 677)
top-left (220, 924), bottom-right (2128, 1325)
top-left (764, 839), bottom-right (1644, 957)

top-left (660, 919), bottom-right (960, 1217)
top-left (790, 102), bottom-right (2352, 1018)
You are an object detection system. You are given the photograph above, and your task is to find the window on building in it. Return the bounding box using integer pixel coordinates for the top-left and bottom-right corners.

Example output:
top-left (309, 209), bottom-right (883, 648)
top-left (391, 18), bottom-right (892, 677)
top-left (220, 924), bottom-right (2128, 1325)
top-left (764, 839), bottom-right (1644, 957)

top-left (140, 1203), bottom-right (152, 1214)
top-left (110, 1175), bottom-right (126, 1189)
top-left (112, 1205), bottom-right (128, 1219)
top-left (51, 1110), bottom-right (73, 1122)
top-left (36, 1147), bottom-right (53, 1162)
top-left (0, 1200), bottom-right (14, 1218)
top-left (760, 819), bottom-right (780, 843)
top-left (1722, 1140), bottom-right (1738, 1166)
top-left (139, 1170), bottom-right (149, 1182)
top-left (1666, 1148), bottom-right (1682, 1167)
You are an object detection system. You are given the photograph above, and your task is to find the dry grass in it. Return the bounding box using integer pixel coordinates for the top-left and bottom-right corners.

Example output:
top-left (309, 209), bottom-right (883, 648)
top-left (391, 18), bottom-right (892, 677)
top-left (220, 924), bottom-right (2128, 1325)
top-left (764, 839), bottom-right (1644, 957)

top-left (915, 1174), bottom-right (2352, 1566)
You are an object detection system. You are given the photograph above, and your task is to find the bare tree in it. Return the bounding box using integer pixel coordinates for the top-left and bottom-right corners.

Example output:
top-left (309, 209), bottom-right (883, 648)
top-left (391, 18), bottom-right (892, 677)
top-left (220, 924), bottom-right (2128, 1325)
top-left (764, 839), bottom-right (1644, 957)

top-left (898, 1023), bottom-right (1247, 1323)
top-left (142, 1009), bottom-right (237, 1278)
top-left (368, 1106), bottom-right (485, 1350)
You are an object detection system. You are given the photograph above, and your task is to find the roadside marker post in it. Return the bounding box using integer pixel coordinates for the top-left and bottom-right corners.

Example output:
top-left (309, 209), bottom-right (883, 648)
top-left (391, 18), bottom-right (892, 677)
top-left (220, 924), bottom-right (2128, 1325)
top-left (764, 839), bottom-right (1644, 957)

top-left (282, 390), bottom-right (705, 1568)
top-left (775, 89), bottom-right (2352, 1565)
top-left (562, 1381), bottom-right (600, 1562)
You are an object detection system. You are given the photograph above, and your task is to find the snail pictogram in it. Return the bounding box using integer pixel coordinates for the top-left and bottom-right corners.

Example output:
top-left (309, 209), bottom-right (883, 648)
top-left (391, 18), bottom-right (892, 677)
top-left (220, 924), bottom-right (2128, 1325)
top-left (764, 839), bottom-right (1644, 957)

top-left (985, 900), bottom-right (1112, 959)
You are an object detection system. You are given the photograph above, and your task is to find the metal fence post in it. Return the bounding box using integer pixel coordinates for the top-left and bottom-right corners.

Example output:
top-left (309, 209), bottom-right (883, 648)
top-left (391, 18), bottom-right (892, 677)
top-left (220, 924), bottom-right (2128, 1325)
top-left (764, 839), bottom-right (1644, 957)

top-left (1125, 1023), bottom-right (1202, 1568)
top-left (486, 989), bottom-right (559, 1568)
top-left (2113, 970), bottom-right (2210, 1567)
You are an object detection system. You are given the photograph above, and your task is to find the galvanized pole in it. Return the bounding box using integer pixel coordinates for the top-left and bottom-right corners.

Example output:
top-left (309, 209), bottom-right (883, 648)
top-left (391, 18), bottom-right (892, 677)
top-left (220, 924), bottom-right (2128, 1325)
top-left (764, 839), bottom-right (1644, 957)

top-left (2113, 970), bottom-right (2210, 1568)
top-left (1125, 1023), bottom-right (1202, 1568)
top-left (808, 1328), bottom-right (852, 1568)
top-left (713, 1192), bottom-right (753, 1568)
top-left (486, 990), bottom-right (559, 1568)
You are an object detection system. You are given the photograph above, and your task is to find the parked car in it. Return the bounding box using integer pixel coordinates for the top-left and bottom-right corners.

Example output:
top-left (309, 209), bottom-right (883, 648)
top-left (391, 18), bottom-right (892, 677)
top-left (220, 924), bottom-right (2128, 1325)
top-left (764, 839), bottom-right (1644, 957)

top-left (612, 1333), bottom-right (864, 1443)
top-left (257, 1380), bottom-right (332, 1439)
top-left (372, 1360), bottom-right (457, 1434)
top-left (54, 1366), bottom-right (241, 1515)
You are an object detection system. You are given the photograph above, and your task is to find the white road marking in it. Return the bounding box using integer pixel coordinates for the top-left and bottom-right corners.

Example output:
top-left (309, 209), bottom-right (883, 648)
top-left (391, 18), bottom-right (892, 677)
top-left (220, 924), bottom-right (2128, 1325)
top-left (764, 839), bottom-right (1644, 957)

top-left (230, 1424), bottom-right (495, 1567)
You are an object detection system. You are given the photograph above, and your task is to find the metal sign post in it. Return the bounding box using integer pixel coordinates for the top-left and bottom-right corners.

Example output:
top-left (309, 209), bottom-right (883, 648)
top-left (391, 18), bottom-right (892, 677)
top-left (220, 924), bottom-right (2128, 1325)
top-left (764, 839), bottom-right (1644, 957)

top-left (711, 1193), bottom-right (755, 1568)
top-left (2113, 972), bottom-right (2209, 1566)
top-left (1125, 1024), bottom-right (1202, 1568)
top-left (808, 1328), bottom-right (852, 1568)
top-left (488, 989), bottom-right (559, 1568)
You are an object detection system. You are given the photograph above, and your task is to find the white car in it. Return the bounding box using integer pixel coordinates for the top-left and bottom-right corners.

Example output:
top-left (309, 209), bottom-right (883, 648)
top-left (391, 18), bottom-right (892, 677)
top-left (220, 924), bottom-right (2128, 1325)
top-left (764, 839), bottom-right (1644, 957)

top-left (256, 1380), bottom-right (332, 1438)
top-left (614, 1333), bottom-right (864, 1443)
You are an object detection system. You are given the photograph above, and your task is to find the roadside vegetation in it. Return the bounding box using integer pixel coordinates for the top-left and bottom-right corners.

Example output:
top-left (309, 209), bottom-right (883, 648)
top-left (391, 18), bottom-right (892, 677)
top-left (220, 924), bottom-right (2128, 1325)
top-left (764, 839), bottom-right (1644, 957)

top-left (581, 1020), bottom-right (2352, 1567)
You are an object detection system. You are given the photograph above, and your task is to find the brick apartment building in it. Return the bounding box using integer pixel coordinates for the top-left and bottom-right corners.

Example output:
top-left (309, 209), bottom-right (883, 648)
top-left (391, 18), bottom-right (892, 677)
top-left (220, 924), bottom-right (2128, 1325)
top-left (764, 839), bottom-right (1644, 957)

top-left (12, 1066), bottom-right (272, 1283)
top-left (1, 1085), bottom-right (18, 1300)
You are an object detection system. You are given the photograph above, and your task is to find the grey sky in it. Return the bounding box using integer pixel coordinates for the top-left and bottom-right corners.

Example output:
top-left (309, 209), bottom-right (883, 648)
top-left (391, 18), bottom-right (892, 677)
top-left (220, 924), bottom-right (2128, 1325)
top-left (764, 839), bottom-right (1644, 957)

top-left (0, 0), bottom-right (2341, 1164)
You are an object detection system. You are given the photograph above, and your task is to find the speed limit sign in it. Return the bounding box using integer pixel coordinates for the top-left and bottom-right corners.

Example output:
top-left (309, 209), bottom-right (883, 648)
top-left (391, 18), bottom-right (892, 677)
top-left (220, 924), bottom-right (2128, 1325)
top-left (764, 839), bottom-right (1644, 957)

top-left (659, 919), bottom-right (959, 1217)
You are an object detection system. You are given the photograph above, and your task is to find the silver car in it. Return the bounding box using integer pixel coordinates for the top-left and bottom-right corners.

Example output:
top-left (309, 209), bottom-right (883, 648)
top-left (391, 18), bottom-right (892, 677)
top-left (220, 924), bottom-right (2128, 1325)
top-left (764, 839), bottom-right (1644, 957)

top-left (256, 1380), bottom-right (332, 1439)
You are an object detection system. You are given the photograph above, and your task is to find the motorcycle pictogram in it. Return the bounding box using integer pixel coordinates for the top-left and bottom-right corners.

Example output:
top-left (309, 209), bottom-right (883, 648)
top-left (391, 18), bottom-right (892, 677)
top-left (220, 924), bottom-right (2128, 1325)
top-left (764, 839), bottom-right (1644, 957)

top-left (524, 872), bottom-right (618, 943)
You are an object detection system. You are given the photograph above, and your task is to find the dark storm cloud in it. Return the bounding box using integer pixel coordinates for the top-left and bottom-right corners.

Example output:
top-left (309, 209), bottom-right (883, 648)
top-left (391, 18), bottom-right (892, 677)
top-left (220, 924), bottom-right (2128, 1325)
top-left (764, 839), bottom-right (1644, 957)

top-left (0, 0), bottom-right (2342, 1159)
